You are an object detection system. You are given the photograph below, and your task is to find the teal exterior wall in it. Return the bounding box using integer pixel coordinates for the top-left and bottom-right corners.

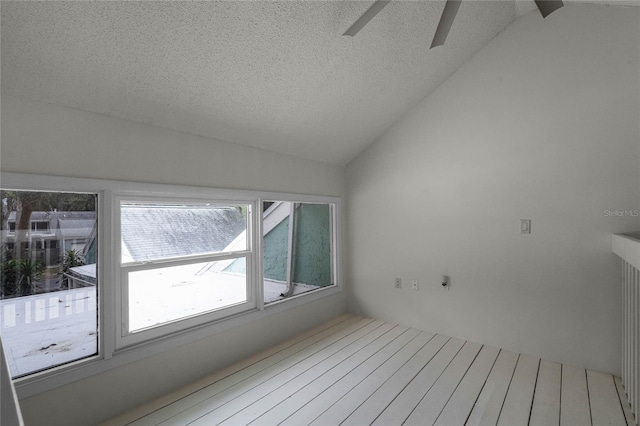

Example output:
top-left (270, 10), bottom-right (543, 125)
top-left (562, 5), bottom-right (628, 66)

top-left (85, 238), bottom-right (96, 265)
top-left (225, 203), bottom-right (332, 287)
top-left (262, 217), bottom-right (289, 282)
top-left (291, 204), bottom-right (331, 287)
top-left (223, 216), bottom-right (289, 279)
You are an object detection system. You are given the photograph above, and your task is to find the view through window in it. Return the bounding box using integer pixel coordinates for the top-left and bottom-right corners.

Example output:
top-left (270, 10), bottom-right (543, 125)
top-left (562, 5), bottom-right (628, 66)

top-left (120, 201), bottom-right (251, 335)
top-left (0, 190), bottom-right (98, 378)
top-left (262, 201), bottom-right (334, 304)
top-left (0, 175), bottom-right (340, 383)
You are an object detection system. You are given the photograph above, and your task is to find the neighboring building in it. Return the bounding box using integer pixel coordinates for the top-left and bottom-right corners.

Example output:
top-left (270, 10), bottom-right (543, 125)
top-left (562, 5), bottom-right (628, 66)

top-left (57, 218), bottom-right (96, 253)
top-left (3, 211), bottom-right (96, 266)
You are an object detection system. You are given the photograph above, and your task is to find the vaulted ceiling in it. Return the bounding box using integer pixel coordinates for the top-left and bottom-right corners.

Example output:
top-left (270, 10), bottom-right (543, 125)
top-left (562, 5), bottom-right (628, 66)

top-left (1, 1), bottom-right (636, 166)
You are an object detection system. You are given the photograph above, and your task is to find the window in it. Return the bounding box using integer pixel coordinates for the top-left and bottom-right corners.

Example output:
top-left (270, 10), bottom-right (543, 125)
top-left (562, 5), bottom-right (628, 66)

top-left (31, 221), bottom-right (49, 233)
top-left (0, 189), bottom-right (98, 378)
top-left (117, 198), bottom-right (255, 347)
top-left (1, 173), bottom-right (340, 393)
top-left (263, 201), bottom-right (335, 304)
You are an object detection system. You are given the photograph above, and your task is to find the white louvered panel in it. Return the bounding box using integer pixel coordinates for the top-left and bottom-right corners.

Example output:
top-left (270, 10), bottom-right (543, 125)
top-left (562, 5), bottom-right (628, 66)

top-left (636, 262), bottom-right (639, 421)
top-left (622, 259), bottom-right (639, 424)
top-left (623, 261), bottom-right (627, 418)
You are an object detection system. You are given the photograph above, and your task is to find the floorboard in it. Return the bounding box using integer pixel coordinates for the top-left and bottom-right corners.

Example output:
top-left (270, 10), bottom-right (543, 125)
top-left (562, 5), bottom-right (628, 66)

top-left (153, 317), bottom-right (375, 426)
top-left (466, 349), bottom-right (519, 426)
top-left (561, 364), bottom-right (593, 426)
top-left (308, 330), bottom-right (436, 425)
top-left (341, 334), bottom-right (450, 426)
top-left (615, 375), bottom-right (637, 425)
top-left (275, 328), bottom-right (421, 425)
top-left (105, 315), bottom-right (635, 426)
top-left (588, 370), bottom-right (627, 425)
top-left (405, 341), bottom-right (482, 425)
top-left (434, 345), bottom-right (500, 426)
top-left (497, 354), bottom-right (540, 425)
top-left (220, 322), bottom-right (401, 425)
top-left (371, 337), bottom-right (465, 425)
top-left (529, 359), bottom-right (561, 425)
top-left (186, 319), bottom-right (386, 425)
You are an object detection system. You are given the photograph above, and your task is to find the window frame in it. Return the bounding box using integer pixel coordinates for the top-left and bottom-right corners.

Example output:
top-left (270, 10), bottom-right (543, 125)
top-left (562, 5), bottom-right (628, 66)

top-left (30, 221), bottom-right (49, 233)
top-left (0, 182), bottom-right (105, 379)
top-left (1, 173), bottom-right (342, 399)
top-left (262, 200), bottom-right (338, 305)
top-left (114, 194), bottom-right (257, 348)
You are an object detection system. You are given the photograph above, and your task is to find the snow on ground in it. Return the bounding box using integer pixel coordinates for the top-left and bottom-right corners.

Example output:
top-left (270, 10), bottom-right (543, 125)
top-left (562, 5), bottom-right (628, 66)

top-left (0, 288), bottom-right (97, 378)
top-left (1, 274), bottom-right (321, 378)
top-left (128, 265), bottom-right (248, 331)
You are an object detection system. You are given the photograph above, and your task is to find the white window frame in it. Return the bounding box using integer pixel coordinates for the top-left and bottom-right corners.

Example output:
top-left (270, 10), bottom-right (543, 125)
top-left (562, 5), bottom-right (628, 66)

top-left (115, 194), bottom-right (257, 348)
top-left (1, 173), bottom-right (342, 399)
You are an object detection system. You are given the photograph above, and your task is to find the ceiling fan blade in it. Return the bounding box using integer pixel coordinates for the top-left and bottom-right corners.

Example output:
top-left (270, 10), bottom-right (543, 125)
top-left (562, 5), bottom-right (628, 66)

top-left (430, 0), bottom-right (462, 49)
top-left (534, 0), bottom-right (564, 18)
top-left (343, 0), bottom-right (391, 37)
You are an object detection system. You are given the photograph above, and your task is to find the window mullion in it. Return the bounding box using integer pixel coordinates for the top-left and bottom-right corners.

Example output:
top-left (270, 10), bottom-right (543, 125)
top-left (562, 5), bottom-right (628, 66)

top-left (255, 199), bottom-right (265, 311)
top-left (284, 202), bottom-right (296, 298)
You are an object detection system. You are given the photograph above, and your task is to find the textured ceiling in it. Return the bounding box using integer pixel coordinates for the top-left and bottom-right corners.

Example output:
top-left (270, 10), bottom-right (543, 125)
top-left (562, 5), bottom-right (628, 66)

top-left (1, 1), bottom-right (635, 166)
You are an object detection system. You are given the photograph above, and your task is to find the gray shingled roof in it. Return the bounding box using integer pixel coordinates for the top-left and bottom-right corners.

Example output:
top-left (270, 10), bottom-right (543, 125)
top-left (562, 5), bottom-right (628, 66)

top-left (58, 219), bottom-right (96, 239)
top-left (121, 206), bottom-right (246, 262)
top-left (8, 211), bottom-right (96, 231)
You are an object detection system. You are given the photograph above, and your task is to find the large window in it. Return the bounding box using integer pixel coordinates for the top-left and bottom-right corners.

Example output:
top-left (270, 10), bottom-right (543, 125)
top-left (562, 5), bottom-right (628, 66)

top-left (0, 190), bottom-right (98, 378)
top-left (117, 198), bottom-right (254, 346)
top-left (0, 173), bottom-right (340, 393)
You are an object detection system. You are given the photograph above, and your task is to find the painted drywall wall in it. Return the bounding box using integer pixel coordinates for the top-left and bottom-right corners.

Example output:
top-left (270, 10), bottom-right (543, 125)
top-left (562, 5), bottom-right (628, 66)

top-left (1, 96), bottom-right (347, 425)
top-left (1, 96), bottom-right (344, 196)
top-left (346, 4), bottom-right (640, 376)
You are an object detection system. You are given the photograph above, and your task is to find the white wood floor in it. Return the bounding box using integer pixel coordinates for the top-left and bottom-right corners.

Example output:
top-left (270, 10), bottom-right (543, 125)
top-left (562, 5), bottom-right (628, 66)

top-left (104, 314), bottom-right (637, 426)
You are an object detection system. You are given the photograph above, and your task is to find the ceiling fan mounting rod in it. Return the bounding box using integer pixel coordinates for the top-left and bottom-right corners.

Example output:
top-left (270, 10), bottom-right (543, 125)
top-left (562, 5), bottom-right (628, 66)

top-left (343, 0), bottom-right (564, 48)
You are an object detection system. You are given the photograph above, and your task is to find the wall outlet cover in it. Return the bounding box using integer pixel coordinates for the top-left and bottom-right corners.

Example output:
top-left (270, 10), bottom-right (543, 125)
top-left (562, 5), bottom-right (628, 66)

top-left (441, 275), bottom-right (450, 291)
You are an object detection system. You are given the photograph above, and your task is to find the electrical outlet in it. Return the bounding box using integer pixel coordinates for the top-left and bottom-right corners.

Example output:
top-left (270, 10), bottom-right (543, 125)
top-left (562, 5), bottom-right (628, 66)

top-left (395, 277), bottom-right (402, 289)
top-left (411, 279), bottom-right (419, 291)
top-left (441, 275), bottom-right (450, 291)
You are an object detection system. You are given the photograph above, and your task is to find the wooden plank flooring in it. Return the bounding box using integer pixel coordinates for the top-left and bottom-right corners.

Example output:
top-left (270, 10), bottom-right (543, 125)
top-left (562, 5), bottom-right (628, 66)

top-left (103, 314), bottom-right (636, 426)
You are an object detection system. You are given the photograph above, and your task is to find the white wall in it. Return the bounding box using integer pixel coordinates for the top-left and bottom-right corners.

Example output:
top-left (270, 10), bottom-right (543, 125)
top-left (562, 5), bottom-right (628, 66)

top-left (346, 4), bottom-right (640, 376)
top-left (1, 96), bottom-right (344, 195)
top-left (1, 96), bottom-right (347, 425)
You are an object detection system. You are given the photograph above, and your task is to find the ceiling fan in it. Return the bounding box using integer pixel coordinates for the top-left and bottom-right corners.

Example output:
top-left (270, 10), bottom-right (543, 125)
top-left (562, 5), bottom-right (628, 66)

top-left (343, 0), bottom-right (564, 47)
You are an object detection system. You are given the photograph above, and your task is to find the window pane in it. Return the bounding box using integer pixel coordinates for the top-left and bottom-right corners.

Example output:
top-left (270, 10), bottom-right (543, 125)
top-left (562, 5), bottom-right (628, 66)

top-left (0, 190), bottom-right (98, 378)
top-left (263, 201), bottom-right (333, 304)
top-left (127, 258), bottom-right (247, 332)
top-left (120, 203), bottom-right (248, 263)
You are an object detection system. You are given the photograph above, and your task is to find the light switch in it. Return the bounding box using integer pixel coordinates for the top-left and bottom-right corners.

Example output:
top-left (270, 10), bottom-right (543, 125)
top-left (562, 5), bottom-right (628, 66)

top-left (520, 219), bottom-right (531, 234)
